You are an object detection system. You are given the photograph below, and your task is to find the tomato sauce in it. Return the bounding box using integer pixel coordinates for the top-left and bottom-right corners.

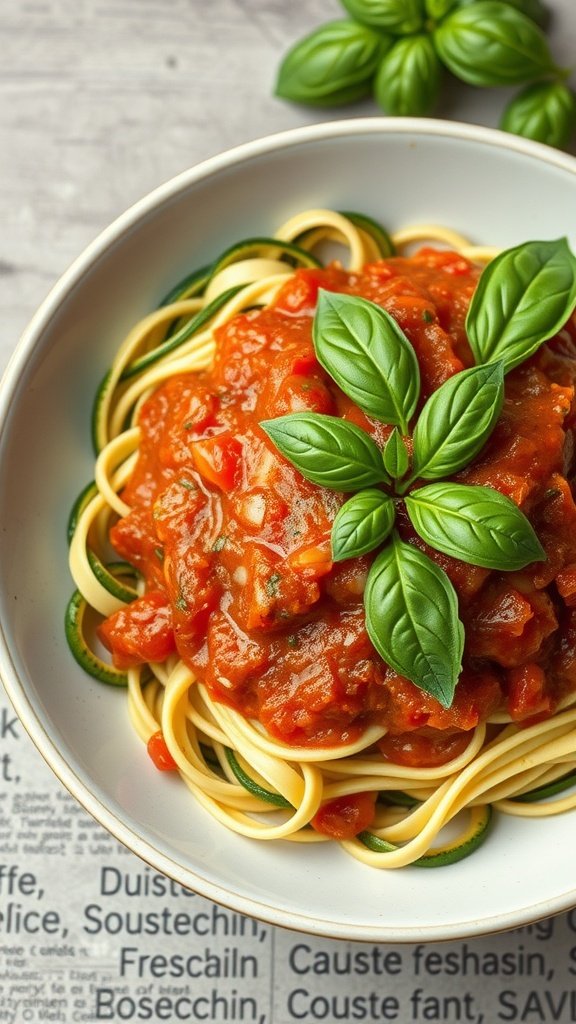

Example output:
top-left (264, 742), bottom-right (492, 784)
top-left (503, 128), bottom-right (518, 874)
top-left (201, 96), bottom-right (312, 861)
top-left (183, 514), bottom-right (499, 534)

top-left (100, 249), bottom-right (576, 760)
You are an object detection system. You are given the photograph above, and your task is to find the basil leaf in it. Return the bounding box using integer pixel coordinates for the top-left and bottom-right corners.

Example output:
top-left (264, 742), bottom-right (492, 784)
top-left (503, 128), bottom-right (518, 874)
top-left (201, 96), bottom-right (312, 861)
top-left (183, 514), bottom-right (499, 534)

top-left (331, 490), bottom-right (395, 561)
top-left (364, 534), bottom-right (464, 708)
top-left (341, 0), bottom-right (425, 34)
top-left (313, 291), bottom-right (420, 433)
top-left (374, 34), bottom-right (443, 117)
top-left (275, 20), bottom-right (388, 107)
top-left (405, 482), bottom-right (545, 570)
top-left (434, 2), bottom-right (558, 87)
top-left (426, 0), bottom-right (458, 17)
top-left (383, 428), bottom-right (410, 480)
top-left (457, 0), bottom-right (551, 31)
top-left (498, 0), bottom-right (551, 29)
top-left (260, 413), bottom-right (389, 492)
top-left (466, 239), bottom-right (576, 372)
top-left (500, 82), bottom-right (576, 150)
top-left (409, 362), bottom-right (504, 482)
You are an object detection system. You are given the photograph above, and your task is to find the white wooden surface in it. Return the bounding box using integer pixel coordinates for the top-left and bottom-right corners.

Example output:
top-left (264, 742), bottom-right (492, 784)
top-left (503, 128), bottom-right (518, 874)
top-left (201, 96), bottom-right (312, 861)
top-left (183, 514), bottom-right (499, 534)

top-left (1, 0), bottom-right (575, 370)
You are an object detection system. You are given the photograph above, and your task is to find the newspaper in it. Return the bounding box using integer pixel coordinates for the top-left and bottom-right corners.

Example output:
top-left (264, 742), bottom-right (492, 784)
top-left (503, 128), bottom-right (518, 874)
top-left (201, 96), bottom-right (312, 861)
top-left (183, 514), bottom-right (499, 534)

top-left (2, 0), bottom-right (576, 1016)
top-left (2, 684), bottom-right (576, 1024)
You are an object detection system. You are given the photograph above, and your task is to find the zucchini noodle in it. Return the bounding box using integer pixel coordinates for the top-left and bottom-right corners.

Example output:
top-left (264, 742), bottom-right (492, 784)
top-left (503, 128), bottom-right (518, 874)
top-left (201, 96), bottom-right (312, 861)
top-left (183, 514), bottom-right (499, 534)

top-left (66, 209), bottom-right (576, 868)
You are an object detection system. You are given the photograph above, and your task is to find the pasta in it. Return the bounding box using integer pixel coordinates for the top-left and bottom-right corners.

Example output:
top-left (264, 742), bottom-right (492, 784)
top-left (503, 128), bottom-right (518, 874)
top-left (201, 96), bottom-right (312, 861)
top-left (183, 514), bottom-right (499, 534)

top-left (67, 210), bottom-right (576, 868)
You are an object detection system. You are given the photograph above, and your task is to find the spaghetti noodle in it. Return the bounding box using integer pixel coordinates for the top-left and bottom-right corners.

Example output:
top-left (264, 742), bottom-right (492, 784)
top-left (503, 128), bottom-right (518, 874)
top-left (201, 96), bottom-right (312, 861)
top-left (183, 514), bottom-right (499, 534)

top-left (67, 210), bottom-right (576, 867)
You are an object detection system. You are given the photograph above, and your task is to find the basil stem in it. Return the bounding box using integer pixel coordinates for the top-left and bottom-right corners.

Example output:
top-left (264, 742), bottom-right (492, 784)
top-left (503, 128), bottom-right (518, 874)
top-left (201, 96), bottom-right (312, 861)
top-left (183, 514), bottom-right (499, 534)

top-left (364, 534), bottom-right (464, 708)
top-left (374, 34), bottom-right (443, 117)
top-left (313, 291), bottom-right (420, 433)
top-left (500, 81), bottom-right (576, 149)
top-left (331, 490), bottom-right (395, 561)
top-left (405, 483), bottom-right (546, 570)
top-left (275, 19), bottom-right (388, 107)
top-left (260, 413), bottom-right (390, 492)
top-left (341, 0), bottom-right (425, 34)
top-left (434, 1), bottom-right (558, 87)
top-left (466, 238), bottom-right (576, 372)
top-left (408, 362), bottom-right (504, 485)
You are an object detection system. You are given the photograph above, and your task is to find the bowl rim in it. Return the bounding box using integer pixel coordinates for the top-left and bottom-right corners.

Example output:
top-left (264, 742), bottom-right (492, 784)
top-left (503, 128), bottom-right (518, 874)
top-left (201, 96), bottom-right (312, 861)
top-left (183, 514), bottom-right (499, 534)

top-left (2, 117), bottom-right (576, 942)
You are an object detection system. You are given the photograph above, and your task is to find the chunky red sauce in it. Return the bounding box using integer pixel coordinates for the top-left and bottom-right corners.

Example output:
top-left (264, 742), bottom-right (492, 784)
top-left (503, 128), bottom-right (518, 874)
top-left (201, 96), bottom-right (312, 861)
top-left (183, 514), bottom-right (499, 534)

top-left (101, 249), bottom-right (576, 763)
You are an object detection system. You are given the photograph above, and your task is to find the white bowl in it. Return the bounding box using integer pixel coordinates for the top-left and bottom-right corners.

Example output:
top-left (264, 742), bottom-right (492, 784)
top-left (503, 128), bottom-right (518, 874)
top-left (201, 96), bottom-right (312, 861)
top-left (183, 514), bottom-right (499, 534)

top-left (1, 118), bottom-right (575, 943)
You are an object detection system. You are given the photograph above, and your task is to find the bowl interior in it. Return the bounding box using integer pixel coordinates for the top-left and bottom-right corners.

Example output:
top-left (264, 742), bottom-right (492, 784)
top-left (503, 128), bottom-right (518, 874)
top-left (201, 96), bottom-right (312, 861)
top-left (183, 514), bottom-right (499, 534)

top-left (1, 120), bottom-right (576, 941)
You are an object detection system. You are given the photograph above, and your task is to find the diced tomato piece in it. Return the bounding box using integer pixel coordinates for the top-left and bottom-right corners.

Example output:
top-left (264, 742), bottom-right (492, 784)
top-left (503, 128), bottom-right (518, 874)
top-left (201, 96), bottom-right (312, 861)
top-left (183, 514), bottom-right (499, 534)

top-left (206, 610), bottom-right (269, 692)
top-left (466, 586), bottom-right (557, 668)
top-left (99, 590), bottom-right (176, 669)
top-left (147, 731), bottom-right (178, 771)
top-left (383, 668), bottom-right (501, 734)
top-left (312, 792), bottom-right (376, 839)
top-left (191, 434), bottom-right (242, 491)
top-left (109, 507), bottom-right (166, 589)
top-left (165, 554), bottom-right (221, 645)
top-left (277, 374), bottom-right (336, 415)
top-left (288, 542), bottom-right (333, 578)
top-left (273, 266), bottom-right (349, 314)
top-left (237, 546), bottom-right (321, 632)
top-left (556, 564), bottom-right (576, 607)
top-left (441, 255), bottom-right (474, 276)
top-left (506, 664), bottom-right (551, 721)
top-left (290, 349), bottom-right (320, 376)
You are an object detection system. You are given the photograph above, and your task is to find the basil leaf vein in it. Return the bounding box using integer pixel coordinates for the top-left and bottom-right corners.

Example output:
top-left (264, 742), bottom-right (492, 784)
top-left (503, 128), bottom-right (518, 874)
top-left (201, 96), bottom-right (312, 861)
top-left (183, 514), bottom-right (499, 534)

top-left (275, 20), bottom-right (388, 107)
top-left (341, 0), bottom-right (425, 34)
top-left (260, 413), bottom-right (389, 492)
top-left (383, 427), bottom-right (410, 480)
top-left (405, 482), bottom-right (546, 570)
top-left (425, 0), bottom-right (457, 18)
top-left (500, 81), bottom-right (576, 151)
top-left (364, 534), bottom-right (464, 708)
top-left (332, 490), bottom-right (395, 561)
top-left (313, 291), bottom-right (420, 432)
top-left (434, 2), bottom-right (558, 87)
top-left (493, 0), bottom-right (551, 31)
top-left (466, 238), bottom-right (576, 372)
top-left (409, 362), bottom-right (504, 482)
top-left (374, 34), bottom-right (443, 118)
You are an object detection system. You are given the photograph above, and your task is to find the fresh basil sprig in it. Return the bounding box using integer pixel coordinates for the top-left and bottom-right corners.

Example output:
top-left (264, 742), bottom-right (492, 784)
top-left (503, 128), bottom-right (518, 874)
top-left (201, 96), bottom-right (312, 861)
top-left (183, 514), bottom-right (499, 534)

top-left (275, 0), bottom-right (575, 152)
top-left (260, 236), bottom-right (576, 705)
